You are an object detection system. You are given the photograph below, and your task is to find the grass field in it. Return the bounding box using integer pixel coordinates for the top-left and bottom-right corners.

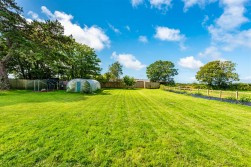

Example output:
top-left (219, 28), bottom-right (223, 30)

top-left (0, 89), bottom-right (251, 166)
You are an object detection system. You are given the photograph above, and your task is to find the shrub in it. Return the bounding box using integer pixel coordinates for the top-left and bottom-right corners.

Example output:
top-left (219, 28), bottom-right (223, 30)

top-left (123, 75), bottom-right (135, 88)
top-left (160, 85), bottom-right (166, 90)
top-left (239, 96), bottom-right (251, 103)
top-left (82, 81), bottom-right (92, 94)
top-left (225, 96), bottom-right (236, 101)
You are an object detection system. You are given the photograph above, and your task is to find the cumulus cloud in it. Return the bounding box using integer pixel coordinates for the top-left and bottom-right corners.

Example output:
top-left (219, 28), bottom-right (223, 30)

top-left (111, 52), bottom-right (146, 70)
top-left (178, 56), bottom-right (204, 69)
top-left (207, 0), bottom-right (250, 51)
top-left (199, 46), bottom-right (222, 59)
top-left (182, 0), bottom-right (216, 11)
top-left (216, 0), bottom-right (248, 31)
top-left (138, 36), bottom-right (148, 43)
top-left (149, 0), bottom-right (172, 11)
top-left (154, 26), bottom-right (185, 41)
top-left (28, 11), bottom-right (44, 22)
top-left (154, 26), bottom-right (186, 49)
top-left (131, 0), bottom-right (144, 7)
top-left (40, 6), bottom-right (110, 51)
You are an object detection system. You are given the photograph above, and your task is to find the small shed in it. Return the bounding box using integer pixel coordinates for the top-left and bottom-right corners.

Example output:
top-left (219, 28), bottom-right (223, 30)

top-left (66, 79), bottom-right (101, 93)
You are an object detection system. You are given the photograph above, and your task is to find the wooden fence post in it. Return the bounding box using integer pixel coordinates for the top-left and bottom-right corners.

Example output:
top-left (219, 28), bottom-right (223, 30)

top-left (236, 91), bottom-right (239, 100)
top-left (207, 89), bottom-right (209, 96)
top-left (219, 90), bottom-right (222, 99)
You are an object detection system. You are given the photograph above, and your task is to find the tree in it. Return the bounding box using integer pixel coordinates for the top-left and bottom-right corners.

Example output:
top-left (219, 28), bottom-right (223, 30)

top-left (123, 75), bottom-right (136, 88)
top-left (8, 20), bottom-right (73, 79)
top-left (65, 42), bottom-right (101, 79)
top-left (146, 60), bottom-right (178, 83)
top-left (108, 61), bottom-right (123, 81)
top-left (196, 60), bottom-right (239, 89)
top-left (0, 0), bottom-right (27, 89)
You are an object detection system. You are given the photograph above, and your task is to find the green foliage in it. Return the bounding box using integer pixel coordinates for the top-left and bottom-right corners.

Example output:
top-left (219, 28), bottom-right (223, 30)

top-left (123, 75), bottom-right (135, 88)
top-left (82, 81), bottom-right (91, 94)
top-left (0, 90), bottom-right (251, 166)
top-left (229, 83), bottom-right (251, 91)
top-left (108, 61), bottom-right (123, 81)
top-left (225, 96), bottom-right (237, 101)
top-left (0, 0), bottom-right (27, 89)
top-left (146, 60), bottom-right (178, 83)
top-left (239, 96), bottom-right (251, 103)
top-left (196, 61), bottom-right (239, 89)
top-left (0, 0), bottom-right (102, 89)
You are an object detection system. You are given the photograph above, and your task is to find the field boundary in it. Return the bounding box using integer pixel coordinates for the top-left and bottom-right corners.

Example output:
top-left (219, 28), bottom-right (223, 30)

top-left (162, 86), bottom-right (251, 106)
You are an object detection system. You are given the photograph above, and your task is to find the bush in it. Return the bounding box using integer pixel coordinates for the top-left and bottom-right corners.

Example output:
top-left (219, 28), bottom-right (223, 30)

top-left (160, 85), bottom-right (166, 90)
top-left (123, 75), bottom-right (135, 88)
top-left (82, 81), bottom-right (92, 94)
top-left (225, 96), bottom-right (236, 101)
top-left (239, 96), bottom-right (251, 103)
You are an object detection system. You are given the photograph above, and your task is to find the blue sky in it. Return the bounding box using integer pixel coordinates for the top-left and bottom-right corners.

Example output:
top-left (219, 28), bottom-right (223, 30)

top-left (17, 0), bottom-right (251, 83)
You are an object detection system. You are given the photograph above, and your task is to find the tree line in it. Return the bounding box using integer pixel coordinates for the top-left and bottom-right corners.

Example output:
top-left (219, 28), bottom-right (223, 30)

top-left (0, 0), bottom-right (101, 89)
top-left (0, 0), bottom-right (242, 90)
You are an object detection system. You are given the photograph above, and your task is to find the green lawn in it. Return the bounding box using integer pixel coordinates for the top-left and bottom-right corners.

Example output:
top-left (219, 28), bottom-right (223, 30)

top-left (0, 89), bottom-right (250, 166)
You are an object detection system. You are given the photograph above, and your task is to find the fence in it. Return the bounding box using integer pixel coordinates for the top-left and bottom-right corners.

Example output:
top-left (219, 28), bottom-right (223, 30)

top-left (9, 79), bottom-right (62, 91)
top-left (101, 81), bottom-right (160, 89)
top-left (163, 86), bottom-right (251, 100)
top-left (9, 79), bottom-right (160, 90)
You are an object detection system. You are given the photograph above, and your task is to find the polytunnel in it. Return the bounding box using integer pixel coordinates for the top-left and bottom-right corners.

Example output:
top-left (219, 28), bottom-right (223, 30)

top-left (66, 79), bottom-right (101, 93)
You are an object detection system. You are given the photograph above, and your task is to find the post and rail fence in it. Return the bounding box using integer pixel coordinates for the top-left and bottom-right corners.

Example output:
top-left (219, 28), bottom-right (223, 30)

top-left (162, 86), bottom-right (251, 101)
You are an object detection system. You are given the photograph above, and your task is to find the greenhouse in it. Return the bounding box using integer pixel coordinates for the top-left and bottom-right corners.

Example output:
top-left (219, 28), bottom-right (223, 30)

top-left (66, 79), bottom-right (101, 93)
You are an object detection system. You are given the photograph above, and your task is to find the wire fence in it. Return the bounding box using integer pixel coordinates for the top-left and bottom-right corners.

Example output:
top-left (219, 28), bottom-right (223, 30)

top-left (162, 86), bottom-right (251, 101)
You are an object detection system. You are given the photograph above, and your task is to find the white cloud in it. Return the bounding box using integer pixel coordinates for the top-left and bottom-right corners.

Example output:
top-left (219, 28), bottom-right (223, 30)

top-left (202, 15), bottom-right (209, 27)
top-left (108, 23), bottom-right (120, 34)
top-left (131, 0), bottom-right (144, 7)
top-left (199, 46), bottom-right (222, 59)
top-left (138, 36), bottom-right (148, 43)
top-left (126, 25), bottom-right (131, 31)
top-left (154, 26), bottom-right (185, 41)
top-left (178, 56), bottom-right (204, 69)
top-left (28, 11), bottom-right (44, 22)
top-left (216, 0), bottom-right (248, 31)
top-left (111, 52), bottom-right (146, 70)
top-left (182, 0), bottom-right (216, 11)
top-left (40, 6), bottom-right (110, 51)
top-left (207, 0), bottom-right (251, 51)
top-left (149, 0), bottom-right (172, 11)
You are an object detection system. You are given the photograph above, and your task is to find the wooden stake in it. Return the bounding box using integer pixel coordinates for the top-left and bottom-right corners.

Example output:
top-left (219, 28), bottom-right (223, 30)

top-left (236, 91), bottom-right (239, 100)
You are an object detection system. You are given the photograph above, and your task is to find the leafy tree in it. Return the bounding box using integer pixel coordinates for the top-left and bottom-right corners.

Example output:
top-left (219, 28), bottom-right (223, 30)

top-left (67, 43), bottom-right (101, 79)
top-left (0, 0), bottom-right (27, 89)
top-left (123, 75), bottom-right (136, 88)
top-left (108, 61), bottom-right (123, 81)
top-left (8, 20), bottom-right (73, 79)
top-left (196, 60), bottom-right (239, 89)
top-left (146, 60), bottom-right (178, 83)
